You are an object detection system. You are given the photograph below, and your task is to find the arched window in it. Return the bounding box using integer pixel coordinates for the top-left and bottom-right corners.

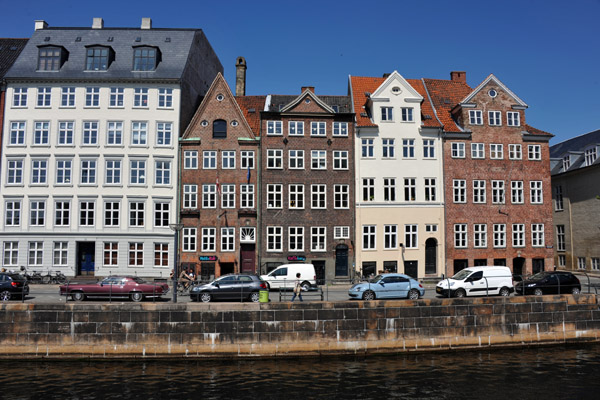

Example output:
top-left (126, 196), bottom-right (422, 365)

top-left (213, 120), bottom-right (227, 138)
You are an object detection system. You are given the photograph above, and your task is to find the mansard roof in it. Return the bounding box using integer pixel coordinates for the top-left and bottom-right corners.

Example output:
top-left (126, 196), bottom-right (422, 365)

top-left (0, 38), bottom-right (28, 79)
top-left (266, 93), bottom-right (352, 114)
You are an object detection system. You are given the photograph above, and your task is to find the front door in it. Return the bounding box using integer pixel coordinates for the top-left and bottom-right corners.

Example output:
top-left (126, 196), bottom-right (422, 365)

top-left (335, 245), bottom-right (348, 277)
top-left (425, 238), bottom-right (437, 275)
top-left (240, 244), bottom-right (255, 273)
top-left (513, 257), bottom-right (525, 278)
top-left (77, 242), bottom-right (95, 276)
top-left (313, 260), bottom-right (326, 285)
top-left (404, 260), bottom-right (418, 279)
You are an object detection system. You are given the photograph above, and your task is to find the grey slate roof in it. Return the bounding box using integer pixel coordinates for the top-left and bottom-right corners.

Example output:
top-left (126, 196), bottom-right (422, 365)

top-left (5, 27), bottom-right (206, 82)
top-left (0, 38), bottom-right (28, 79)
top-left (550, 129), bottom-right (600, 158)
top-left (268, 95), bottom-right (352, 113)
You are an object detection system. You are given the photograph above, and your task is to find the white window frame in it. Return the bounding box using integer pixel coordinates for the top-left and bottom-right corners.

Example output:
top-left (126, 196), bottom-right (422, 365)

top-left (530, 181), bottom-right (543, 204)
top-left (453, 179), bottom-right (466, 203)
top-left (184, 227), bottom-right (198, 252)
top-left (184, 150), bottom-right (198, 169)
top-left (267, 184), bottom-right (282, 209)
top-left (363, 225), bottom-right (376, 250)
top-left (241, 150), bottom-right (255, 170)
top-left (221, 227), bottom-right (235, 252)
top-left (384, 224), bottom-right (398, 250)
top-left (156, 122), bottom-right (172, 146)
top-left (528, 145), bottom-right (541, 160)
top-left (203, 151), bottom-right (216, 169)
top-left (509, 144), bottom-right (522, 160)
top-left (310, 121), bottom-right (326, 136)
top-left (267, 226), bottom-right (283, 252)
top-left (311, 184), bottom-right (326, 209)
top-left (221, 184), bottom-right (235, 208)
top-left (288, 121), bottom-right (304, 136)
top-left (401, 107), bottom-right (414, 122)
top-left (311, 226), bottom-right (326, 251)
top-left (473, 180), bottom-right (486, 204)
top-left (490, 144), bottom-right (504, 159)
top-left (492, 180), bottom-right (505, 204)
top-left (381, 107), bottom-right (393, 122)
top-left (130, 160), bottom-right (146, 185)
top-left (511, 181), bottom-right (524, 204)
top-left (333, 122), bottom-right (348, 136)
top-left (362, 139), bottom-right (374, 158)
top-left (531, 224), bottom-right (545, 247)
top-left (240, 184), bottom-right (254, 209)
top-left (267, 149), bottom-right (283, 169)
top-left (471, 143), bottom-right (485, 159)
top-left (423, 139), bottom-right (435, 159)
top-left (200, 227), bottom-right (214, 252)
top-left (82, 121), bottom-right (99, 145)
top-left (507, 111), bottom-right (520, 126)
top-left (451, 142), bottom-right (465, 158)
top-left (469, 110), bottom-right (482, 125)
top-left (382, 139), bottom-right (395, 159)
top-left (493, 224), bottom-right (506, 248)
top-left (109, 87), bottom-right (124, 108)
top-left (454, 224), bottom-right (467, 248)
top-left (58, 121), bottom-right (74, 145)
top-left (267, 121), bottom-right (283, 135)
top-left (311, 150), bottom-right (327, 170)
top-left (512, 224), bottom-right (525, 248)
top-left (474, 224), bottom-right (487, 248)
top-left (222, 150), bottom-right (236, 169)
top-left (183, 184), bottom-right (198, 209)
top-left (131, 121), bottom-right (148, 146)
top-left (85, 87), bottom-right (100, 107)
top-left (133, 88), bottom-right (149, 108)
top-left (488, 111), bottom-right (501, 126)
top-left (288, 184), bottom-right (304, 209)
top-left (288, 226), bottom-right (304, 251)
top-left (334, 184), bottom-right (349, 209)
top-left (13, 87), bottom-right (27, 107)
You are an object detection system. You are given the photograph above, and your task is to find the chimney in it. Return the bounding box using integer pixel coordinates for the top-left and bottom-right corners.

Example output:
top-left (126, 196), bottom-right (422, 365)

top-left (235, 56), bottom-right (247, 96)
top-left (382, 73), bottom-right (391, 78)
top-left (141, 18), bottom-right (152, 30)
top-left (301, 86), bottom-right (315, 93)
top-left (451, 71), bottom-right (466, 83)
top-left (92, 18), bottom-right (104, 29)
top-left (35, 20), bottom-right (48, 30)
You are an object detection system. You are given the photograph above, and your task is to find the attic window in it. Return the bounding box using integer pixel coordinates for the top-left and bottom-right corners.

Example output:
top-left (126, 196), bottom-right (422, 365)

top-left (213, 119), bottom-right (227, 138)
top-left (331, 105), bottom-right (339, 112)
top-left (488, 89), bottom-right (498, 98)
top-left (107, 37), bottom-right (114, 42)
top-left (44, 37), bottom-right (50, 42)
top-left (133, 46), bottom-right (160, 71)
top-left (248, 108), bottom-right (255, 113)
top-left (85, 46), bottom-right (114, 71)
top-left (165, 37), bottom-right (171, 42)
top-left (135, 37), bottom-right (142, 42)
top-left (216, 94), bottom-right (224, 101)
top-left (75, 37), bottom-right (81, 42)
top-left (392, 86), bottom-right (401, 94)
top-left (37, 46), bottom-right (67, 71)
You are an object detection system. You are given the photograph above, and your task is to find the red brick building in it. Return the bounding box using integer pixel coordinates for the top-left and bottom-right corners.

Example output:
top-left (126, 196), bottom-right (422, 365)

top-left (424, 72), bottom-right (554, 276)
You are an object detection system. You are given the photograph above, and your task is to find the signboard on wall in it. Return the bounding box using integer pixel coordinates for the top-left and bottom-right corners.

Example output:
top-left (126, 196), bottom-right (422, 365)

top-left (199, 256), bottom-right (218, 262)
top-left (287, 256), bottom-right (306, 262)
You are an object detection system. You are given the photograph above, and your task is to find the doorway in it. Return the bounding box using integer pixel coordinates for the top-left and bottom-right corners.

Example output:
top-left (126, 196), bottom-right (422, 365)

top-left (313, 260), bottom-right (326, 285)
top-left (240, 244), bottom-right (255, 273)
top-left (76, 242), bottom-right (95, 276)
top-left (335, 244), bottom-right (348, 277)
top-left (533, 258), bottom-right (545, 274)
top-left (513, 257), bottom-right (525, 278)
top-left (404, 260), bottom-right (418, 279)
top-left (425, 238), bottom-right (437, 275)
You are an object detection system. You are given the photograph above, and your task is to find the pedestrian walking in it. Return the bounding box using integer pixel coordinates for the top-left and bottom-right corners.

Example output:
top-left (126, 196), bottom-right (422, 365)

top-left (291, 272), bottom-right (303, 302)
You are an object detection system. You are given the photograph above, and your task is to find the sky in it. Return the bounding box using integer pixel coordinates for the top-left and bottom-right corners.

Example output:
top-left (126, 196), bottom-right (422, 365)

top-left (1, 0), bottom-right (598, 145)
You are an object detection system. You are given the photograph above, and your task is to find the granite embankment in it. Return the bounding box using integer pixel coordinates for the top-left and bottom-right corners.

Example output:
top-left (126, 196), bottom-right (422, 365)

top-left (1, 294), bottom-right (599, 359)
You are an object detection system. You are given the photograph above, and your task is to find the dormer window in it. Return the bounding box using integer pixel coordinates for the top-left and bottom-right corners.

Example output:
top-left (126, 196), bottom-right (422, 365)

top-left (133, 46), bottom-right (161, 71)
top-left (85, 46), bottom-right (113, 71)
top-left (37, 46), bottom-right (67, 71)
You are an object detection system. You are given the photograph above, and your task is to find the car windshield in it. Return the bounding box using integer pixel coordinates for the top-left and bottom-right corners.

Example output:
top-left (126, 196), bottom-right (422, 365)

top-left (451, 269), bottom-right (473, 281)
top-left (132, 277), bottom-right (146, 284)
top-left (529, 272), bottom-right (550, 281)
top-left (369, 275), bottom-right (383, 283)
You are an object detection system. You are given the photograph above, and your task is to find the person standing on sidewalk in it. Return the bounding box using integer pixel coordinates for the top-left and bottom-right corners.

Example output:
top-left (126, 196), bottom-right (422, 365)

top-left (291, 272), bottom-right (303, 302)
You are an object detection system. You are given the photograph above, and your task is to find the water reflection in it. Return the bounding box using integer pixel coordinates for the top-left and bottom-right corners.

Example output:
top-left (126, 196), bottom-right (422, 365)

top-left (1, 345), bottom-right (599, 399)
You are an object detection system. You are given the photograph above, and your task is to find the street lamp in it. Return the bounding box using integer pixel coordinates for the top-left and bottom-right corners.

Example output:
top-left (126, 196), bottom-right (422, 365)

top-left (169, 223), bottom-right (184, 303)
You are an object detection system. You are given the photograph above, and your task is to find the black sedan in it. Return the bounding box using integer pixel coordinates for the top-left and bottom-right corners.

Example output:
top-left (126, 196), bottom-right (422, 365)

top-left (515, 271), bottom-right (581, 296)
top-left (0, 273), bottom-right (29, 301)
top-left (190, 273), bottom-right (267, 303)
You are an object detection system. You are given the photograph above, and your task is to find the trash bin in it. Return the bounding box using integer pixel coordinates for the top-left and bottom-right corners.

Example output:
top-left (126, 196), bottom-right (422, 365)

top-left (259, 290), bottom-right (269, 303)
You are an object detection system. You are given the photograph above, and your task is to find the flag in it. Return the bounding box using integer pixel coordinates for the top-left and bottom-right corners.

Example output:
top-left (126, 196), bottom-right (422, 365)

top-left (216, 177), bottom-right (220, 195)
top-left (247, 167), bottom-right (251, 184)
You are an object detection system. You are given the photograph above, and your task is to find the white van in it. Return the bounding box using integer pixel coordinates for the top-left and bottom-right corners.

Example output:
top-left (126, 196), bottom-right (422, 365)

top-left (436, 266), bottom-right (514, 297)
top-left (261, 264), bottom-right (317, 291)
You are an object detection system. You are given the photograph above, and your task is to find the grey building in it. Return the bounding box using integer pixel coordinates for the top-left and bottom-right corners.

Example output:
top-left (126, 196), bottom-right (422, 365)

top-left (550, 129), bottom-right (600, 271)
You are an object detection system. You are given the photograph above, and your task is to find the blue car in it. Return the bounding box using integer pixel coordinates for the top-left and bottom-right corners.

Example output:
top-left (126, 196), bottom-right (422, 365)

top-left (348, 273), bottom-right (424, 301)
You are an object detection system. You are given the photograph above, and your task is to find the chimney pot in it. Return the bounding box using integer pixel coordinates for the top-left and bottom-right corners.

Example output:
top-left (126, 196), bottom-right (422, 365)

top-left (141, 18), bottom-right (152, 29)
top-left (35, 20), bottom-right (48, 31)
top-left (382, 73), bottom-right (391, 78)
top-left (92, 18), bottom-right (104, 29)
top-left (451, 71), bottom-right (466, 83)
top-left (301, 86), bottom-right (315, 93)
top-left (235, 56), bottom-right (247, 96)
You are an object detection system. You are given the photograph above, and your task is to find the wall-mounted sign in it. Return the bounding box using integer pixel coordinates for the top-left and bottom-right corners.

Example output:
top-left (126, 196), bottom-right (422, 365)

top-left (287, 255), bottom-right (306, 261)
top-left (198, 256), bottom-right (218, 262)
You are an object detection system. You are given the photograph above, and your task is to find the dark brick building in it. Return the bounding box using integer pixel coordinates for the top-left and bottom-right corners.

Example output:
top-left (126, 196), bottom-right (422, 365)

top-left (259, 88), bottom-right (355, 282)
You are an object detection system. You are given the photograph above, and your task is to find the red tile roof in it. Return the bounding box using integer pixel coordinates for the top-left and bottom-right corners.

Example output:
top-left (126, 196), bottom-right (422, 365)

top-left (524, 124), bottom-right (553, 137)
top-left (421, 78), bottom-right (472, 133)
top-left (236, 96), bottom-right (266, 136)
top-left (406, 79), bottom-right (442, 128)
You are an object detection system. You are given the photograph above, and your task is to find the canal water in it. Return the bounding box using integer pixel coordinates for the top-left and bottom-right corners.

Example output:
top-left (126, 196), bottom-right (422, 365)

top-left (1, 345), bottom-right (599, 399)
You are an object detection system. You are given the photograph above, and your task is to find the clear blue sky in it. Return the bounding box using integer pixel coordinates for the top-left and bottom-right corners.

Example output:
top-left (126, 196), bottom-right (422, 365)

top-left (2, 0), bottom-right (598, 144)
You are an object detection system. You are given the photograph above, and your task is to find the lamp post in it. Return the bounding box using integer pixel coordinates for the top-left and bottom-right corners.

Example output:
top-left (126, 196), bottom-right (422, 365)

top-left (169, 223), bottom-right (184, 303)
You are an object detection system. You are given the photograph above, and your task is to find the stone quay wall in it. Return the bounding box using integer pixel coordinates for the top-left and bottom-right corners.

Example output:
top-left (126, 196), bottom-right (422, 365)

top-left (1, 294), bottom-right (599, 359)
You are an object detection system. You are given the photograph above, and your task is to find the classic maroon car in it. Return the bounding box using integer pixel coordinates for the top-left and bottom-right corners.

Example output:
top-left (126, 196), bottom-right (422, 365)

top-left (59, 276), bottom-right (169, 302)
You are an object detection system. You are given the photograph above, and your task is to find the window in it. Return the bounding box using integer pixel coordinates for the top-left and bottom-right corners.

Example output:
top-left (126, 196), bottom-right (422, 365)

top-left (585, 147), bottom-right (598, 166)
top-left (61, 87), bottom-right (75, 107)
top-left (241, 151), bottom-right (254, 170)
top-left (403, 178), bottom-right (416, 202)
top-left (6, 159), bottom-right (23, 185)
top-left (267, 149), bottom-right (283, 169)
top-left (29, 242), bottom-right (43, 267)
top-left (289, 121), bottom-right (304, 136)
top-left (129, 202), bottom-right (145, 226)
top-left (38, 47), bottom-right (63, 71)
top-left (241, 184), bottom-right (254, 208)
top-left (132, 121), bottom-right (148, 145)
top-left (528, 145), bottom-right (541, 160)
top-left (508, 144), bottom-right (522, 160)
top-left (54, 201), bottom-right (70, 226)
top-left (221, 227), bottom-right (235, 252)
top-left (130, 160), bottom-right (146, 185)
top-left (56, 159), bottom-right (72, 184)
top-left (311, 150), bottom-right (326, 169)
top-left (401, 107), bottom-right (414, 122)
top-left (109, 87), bottom-right (124, 107)
top-left (471, 143), bottom-right (485, 159)
top-left (592, 258), bottom-right (599, 271)
top-left (578, 257), bottom-right (587, 270)
top-left (334, 185), bottom-right (349, 209)
top-left (493, 224), bottom-right (506, 248)
top-left (128, 243), bottom-right (144, 266)
top-left (382, 139), bottom-right (395, 158)
top-left (531, 224), bottom-right (544, 247)
top-left (267, 184), bottom-right (282, 209)
top-left (289, 184), bottom-right (304, 209)
top-left (383, 178), bottom-right (396, 201)
top-left (106, 121), bottom-right (123, 145)
top-left (30, 201), bottom-right (45, 226)
top-left (492, 181), bottom-right (505, 204)
top-left (184, 151), bottom-right (198, 169)
top-left (82, 121), bottom-right (99, 145)
top-left (221, 185), bottom-right (235, 208)
top-left (473, 180), bottom-right (486, 203)
top-left (469, 110), bottom-right (483, 125)
top-left (490, 144), bottom-right (503, 159)
top-left (530, 181), bottom-right (543, 204)
top-left (363, 225), bottom-right (376, 250)
top-left (562, 156), bottom-right (571, 171)
top-left (333, 150), bottom-right (348, 170)
top-left (80, 160), bottom-right (97, 184)
top-left (311, 227), bottom-right (326, 251)
top-left (556, 225), bottom-right (565, 251)
top-left (200, 228), bottom-right (213, 252)
top-left (311, 184), bottom-right (326, 209)
top-left (425, 224), bottom-right (438, 232)
top-left (133, 47), bottom-right (158, 71)
top-left (183, 185), bottom-right (198, 209)
top-left (202, 184), bottom-right (217, 208)
top-left (203, 151), bottom-right (216, 169)
top-left (474, 224), bottom-right (487, 248)
top-left (37, 87), bottom-right (51, 107)
top-left (334, 226), bottom-right (350, 239)
top-left (381, 107), bottom-right (393, 121)
top-left (53, 242), bottom-right (68, 266)
top-left (405, 225), bottom-right (418, 248)
top-left (488, 111), bottom-right (501, 126)
top-left (267, 121), bottom-right (282, 135)
top-left (156, 122), bottom-right (172, 146)
top-left (104, 201), bottom-right (120, 227)
top-left (511, 181), bottom-right (524, 204)
top-left (222, 151), bottom-right (235, 169)
top-left (155, 161), bottom-right (171, 185)
top-left (507, 112), bottom-right (520, 126)
top-left (362, 139), bottom-right (374, 158)
top-left (423, 139), bottom-right (435, 159)
top-left (403, 139), bottom-right (415, 158)
top-left (133, 88), bottom-right (148, 107)
top-left (9, 122), bottom-right (25, 145)
top-left (555, 186), bottom-right (563, 211)
top-left (57, 121), bottom-right (74, 145)
top-left (451, 142), bottom-right (465, 158)
top-left (3, 242), bottom-right (18, 266)
top-left (86, 46), bottom-right (111, 70)
top-left (363, 178), bottom-right (374, 201)
top-left (79, 201), bottom-right (95, 226)
top-left (103, 243), bottom-right (119, 267)
top-left (311, 122), bottom-right (326, 136)
top-left (289, 227), bottom-right (304, 251)
top-left (5, 201), bottom-right (21, 226)
top-left (267, 226), bottom-right (283, 252)
top-left (512, 224), bottom-right (525, 248)
top-left (453, 179), bottom-right (466, 203)
top-left (85, 87), bottom-right (100, 107)
top-left (284, 150), bottom-right (303, 170)
top-left (333, 122), bottom-right (348, 136)
top-left (213, 119), bottom-right (227, 138)
top-left (425, 178), bottom-right (437, 201)
top-left (384, 225), bottom-right (397, 249)
top-left (454, 224), bottom-right (467, 248)
top-left (13, 87), bottom-right (27, 107)
top-left (184, 228), bottom-right (198, 252)
top-left (158, 88), bottom-right (173, 108)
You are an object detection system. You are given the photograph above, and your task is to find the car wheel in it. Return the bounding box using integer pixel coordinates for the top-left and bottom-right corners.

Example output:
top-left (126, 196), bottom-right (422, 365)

top-left (362, 290), bottom-right (376, 301)
top-left (534, 288), bottom-right (543, 296)
top-left (571, 287), bottom-right (581, 295)
top-left (72, 291), bottom-right (85, 302)
top-left (249, 291), bottom-right (260, 302)
top-left (0, 290), bottom-right (11, 301)
top-left (200, 292), bottom-right (212, 303)
top-left (408, 289), bottom-right (420, 300)
top-left (454, 289), bottom-right (466, 298)
top-left (500, 287), bottom-right (511, 297)
top-left (301, 281), bottom-right (311, 291)
top-left (130, 292), bottom-right (143, 302)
